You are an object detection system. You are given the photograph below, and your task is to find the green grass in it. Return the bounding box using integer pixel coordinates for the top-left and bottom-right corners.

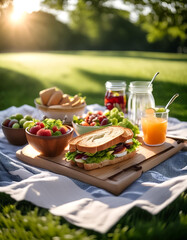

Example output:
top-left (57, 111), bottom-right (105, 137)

top-left (0, 51), bottom-right (187, 239)
top-left (0, 51), bottom-right (187, 120)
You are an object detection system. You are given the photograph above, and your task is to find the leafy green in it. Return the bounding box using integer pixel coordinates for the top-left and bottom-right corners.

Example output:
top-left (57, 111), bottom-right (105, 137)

top-left (65, 146), bottom-right (116, 164)
top-left (73, 115), bottom-right (83, 124)
top-left (127, 138), bottom-right (141, 153)
top-left (118, 119), bottom-right (139, 137)
top-left (77, 93), bottom-right (86, 102)
top-left (43, 118), bottom-right (63, 129)
top-left (35, 97), bottom-right (41, 105)
top-left (65, 151), bottom-right (78, 161)
top-left (104, 107), bottom-right (140, 137)
top-left (86, 152), bottom-right (115, 164)
top-left (53, 131), bottom-right (62, 136)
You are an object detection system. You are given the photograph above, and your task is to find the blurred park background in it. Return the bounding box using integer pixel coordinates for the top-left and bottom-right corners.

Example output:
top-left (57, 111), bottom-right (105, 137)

top-left (0, 0), bottom-right (186, 52)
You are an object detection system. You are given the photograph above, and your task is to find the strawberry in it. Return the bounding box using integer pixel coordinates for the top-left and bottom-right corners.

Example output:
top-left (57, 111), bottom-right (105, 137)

top-left (29, 125), bottom-right (41, 135)
top-left (40, 122), bottom-right (45, 128)
top-left (36, 129), bottom-right (52, 136)
top-left (52, 126), bottom-right (58, 133)
top-left (36, 122), bottom-right (45, 128)
top-left (60, 127), bottom-right (67, 134)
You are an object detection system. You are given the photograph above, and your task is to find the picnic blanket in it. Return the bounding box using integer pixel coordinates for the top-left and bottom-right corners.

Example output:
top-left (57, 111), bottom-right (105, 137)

top-left (0, 104), bottom-right (187, 233)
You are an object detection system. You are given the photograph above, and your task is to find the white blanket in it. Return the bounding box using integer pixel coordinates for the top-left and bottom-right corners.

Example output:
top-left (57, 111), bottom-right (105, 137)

top-left (0, 104), bottom-right (187, 233)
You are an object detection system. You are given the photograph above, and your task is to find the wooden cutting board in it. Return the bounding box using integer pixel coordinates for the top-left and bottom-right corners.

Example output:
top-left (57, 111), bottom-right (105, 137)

top-left (16, 137), bottom-right (185, 195)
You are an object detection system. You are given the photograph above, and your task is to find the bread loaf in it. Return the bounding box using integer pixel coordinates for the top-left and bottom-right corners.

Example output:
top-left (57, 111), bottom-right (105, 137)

top-left (47, 90), bottom-right (63, 106)
top-left (39, 87), bottom-right (56, 105)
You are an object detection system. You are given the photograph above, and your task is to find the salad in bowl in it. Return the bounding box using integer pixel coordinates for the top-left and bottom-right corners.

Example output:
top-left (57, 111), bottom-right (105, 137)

top-left (72, 108), bottom-right (140, 136)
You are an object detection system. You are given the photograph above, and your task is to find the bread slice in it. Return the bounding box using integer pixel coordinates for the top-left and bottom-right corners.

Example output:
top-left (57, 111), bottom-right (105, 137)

top-left (39, 87), bottom-right (56, 105)
top-left (47, 90), bottom-right (63, 106)
top-left (71, 150), bottom-right (136, 170)
top-left (69, 126), bottom-right (133, 154)
top-left (70, 95), bottom-right (80, 104)
top-left (60, 94), bottom-right (70, 105)
top-left (72, 99), bottom-right (82, 107)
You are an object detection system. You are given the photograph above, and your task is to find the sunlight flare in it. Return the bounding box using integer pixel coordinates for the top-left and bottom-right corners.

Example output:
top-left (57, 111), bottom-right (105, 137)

top-left (10, 0), bottom-right (40, 22)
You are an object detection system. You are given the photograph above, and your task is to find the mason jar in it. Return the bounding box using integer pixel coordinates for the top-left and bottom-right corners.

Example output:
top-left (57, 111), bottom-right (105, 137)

top-left (128, 81), bottom-right (155, 127)
top-left (104, 81), bottom-right (126, 113)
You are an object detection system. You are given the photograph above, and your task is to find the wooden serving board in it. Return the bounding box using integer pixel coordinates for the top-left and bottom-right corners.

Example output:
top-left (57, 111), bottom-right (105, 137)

top-left (16, 137), bottom-right (185, 195)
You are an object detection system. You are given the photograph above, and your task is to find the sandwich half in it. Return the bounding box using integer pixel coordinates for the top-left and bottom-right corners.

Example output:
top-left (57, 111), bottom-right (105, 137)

top-left (65, 126), bottom-right (140, 170)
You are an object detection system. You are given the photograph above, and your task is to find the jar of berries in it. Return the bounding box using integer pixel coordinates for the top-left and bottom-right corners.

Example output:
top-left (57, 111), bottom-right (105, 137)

top-left (104, 81), bottom-right (126, 113)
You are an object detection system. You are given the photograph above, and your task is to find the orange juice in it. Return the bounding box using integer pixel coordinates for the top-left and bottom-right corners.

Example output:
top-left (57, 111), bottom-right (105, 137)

top-left (141, 116), bottom-right (168, 146)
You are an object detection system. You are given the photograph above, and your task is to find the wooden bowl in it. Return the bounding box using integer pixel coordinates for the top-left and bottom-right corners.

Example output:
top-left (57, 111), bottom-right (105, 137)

top-left (2, 124), bottom-right (27, 146)
top-left (25, 126), bottom-right (74, 157)
top-left (34, 99), bottom-right (86, 125)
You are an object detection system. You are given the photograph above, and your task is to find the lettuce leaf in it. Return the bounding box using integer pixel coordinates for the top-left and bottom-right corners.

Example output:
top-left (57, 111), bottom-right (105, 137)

top-left (42, 118), bottom-right (63, 129)
top-left (73, 115), bottom-right (83, 124)
top-left (65, 151), bottom-right (77, 161)
top-left (126, 138), bottom-right (141, 153)
top-left (118, 119), bottom-right (139, 138)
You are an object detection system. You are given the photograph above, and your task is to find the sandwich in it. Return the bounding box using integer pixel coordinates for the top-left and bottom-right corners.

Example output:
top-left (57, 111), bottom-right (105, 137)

top-left (65, 126), bottom-right (140, 170)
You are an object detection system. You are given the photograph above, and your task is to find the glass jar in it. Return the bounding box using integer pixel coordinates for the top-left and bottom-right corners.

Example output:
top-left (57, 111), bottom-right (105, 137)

top-left (128, 81), bottom-right (155, 127)
top-left (105, 81), bottom-right (126, 113)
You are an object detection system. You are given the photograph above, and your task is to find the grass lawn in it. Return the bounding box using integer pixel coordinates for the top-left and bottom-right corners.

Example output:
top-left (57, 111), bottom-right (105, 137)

top-left (0, 51), bottom-right (187, 239)
top-left (0, 51), bottom-right (187, 120)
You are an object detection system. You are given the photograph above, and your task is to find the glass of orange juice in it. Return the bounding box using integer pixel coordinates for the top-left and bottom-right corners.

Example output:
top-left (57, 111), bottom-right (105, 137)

top-left (141, 108), bottom-right (169, 146)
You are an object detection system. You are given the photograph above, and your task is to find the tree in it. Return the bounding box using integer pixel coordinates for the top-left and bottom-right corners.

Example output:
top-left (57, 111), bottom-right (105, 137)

top-left (127, 0), bottom-right (187, 48)
top-left (40, 0), bottom-right (187, 50)
top-left (69, 0), bottom-right (149, 50)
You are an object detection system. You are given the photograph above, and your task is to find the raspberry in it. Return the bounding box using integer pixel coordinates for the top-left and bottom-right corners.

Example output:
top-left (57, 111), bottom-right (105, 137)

top-left (29, 125), bottom-right (41, 134)
top-left (36, 129), bottom-right (52, 136)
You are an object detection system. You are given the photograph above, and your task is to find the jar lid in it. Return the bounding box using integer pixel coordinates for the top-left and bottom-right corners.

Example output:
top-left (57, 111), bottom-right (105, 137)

top-left (105, 81), bottom-right (126, 91)
top-left (129, 81), bottom-right (153, 93)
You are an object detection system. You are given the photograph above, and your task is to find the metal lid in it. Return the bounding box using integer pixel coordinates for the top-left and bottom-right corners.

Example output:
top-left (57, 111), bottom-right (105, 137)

top-left (105, 81), bottom-right (126, 91)
top-left (129, 81), bottom-right (153, 93)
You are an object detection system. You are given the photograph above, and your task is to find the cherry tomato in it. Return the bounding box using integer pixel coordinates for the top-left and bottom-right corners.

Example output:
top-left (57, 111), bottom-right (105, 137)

top-left (81, 121), bottom-right (90, 126)
top-left (97, 111), bottom-right (103, 115)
